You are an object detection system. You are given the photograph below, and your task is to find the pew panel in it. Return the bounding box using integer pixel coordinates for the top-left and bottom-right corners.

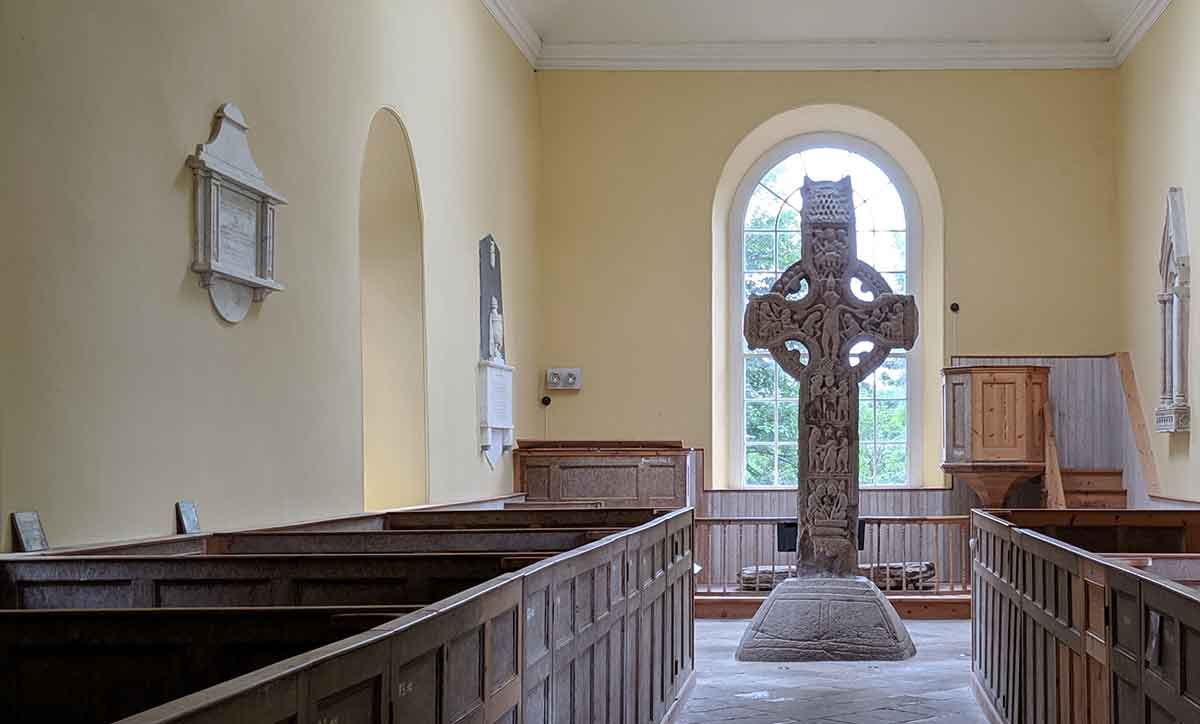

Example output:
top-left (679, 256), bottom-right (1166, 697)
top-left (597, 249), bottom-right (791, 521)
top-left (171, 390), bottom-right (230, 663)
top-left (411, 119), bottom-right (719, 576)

top-left (0, 554), bottom-right (529, 609)
top-left (205, 529), bottom-right (617, 555)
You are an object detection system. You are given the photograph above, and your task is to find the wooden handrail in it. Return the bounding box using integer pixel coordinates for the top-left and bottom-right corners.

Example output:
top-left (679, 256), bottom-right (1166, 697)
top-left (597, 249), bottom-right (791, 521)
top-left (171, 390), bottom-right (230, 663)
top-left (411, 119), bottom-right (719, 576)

top-left (696, 515), bottom-right (970, 524)
top-left (861, 515), bottom-right (970, 524)
top-left (1044, 400), bottom-right (1066, 509)
top-left (695, 516), bottom-right (794, 524)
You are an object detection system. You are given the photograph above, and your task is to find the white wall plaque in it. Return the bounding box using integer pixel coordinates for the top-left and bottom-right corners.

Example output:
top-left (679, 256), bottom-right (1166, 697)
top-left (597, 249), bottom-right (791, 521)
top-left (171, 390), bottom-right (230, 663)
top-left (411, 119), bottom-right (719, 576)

top-left (480, 359), bottom-right (515, 469)
top-left (1156, 187), bottom-right (1191, 433)
top-left (186, 103), bottom-right (286, 323)
top-left (478, 236), bottom-right (514, 469)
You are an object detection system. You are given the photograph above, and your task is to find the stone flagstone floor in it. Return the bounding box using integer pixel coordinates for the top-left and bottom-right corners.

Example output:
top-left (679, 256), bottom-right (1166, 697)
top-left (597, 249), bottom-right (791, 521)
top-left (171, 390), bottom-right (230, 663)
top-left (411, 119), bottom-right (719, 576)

top-left (680, 619), bottom-right (985, 724)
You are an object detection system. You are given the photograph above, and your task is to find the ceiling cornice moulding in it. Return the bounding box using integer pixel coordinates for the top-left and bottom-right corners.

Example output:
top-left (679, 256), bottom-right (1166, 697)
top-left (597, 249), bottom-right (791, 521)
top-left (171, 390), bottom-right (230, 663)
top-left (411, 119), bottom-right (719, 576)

top-left (536, 39), bottom-right (1117, 71)
top-left (1112, 0), bottom-right (1172, 64)
top-left (482, 0), bottom-right (1172, 71)
top-left (480, 0), bottom-right (542, 66)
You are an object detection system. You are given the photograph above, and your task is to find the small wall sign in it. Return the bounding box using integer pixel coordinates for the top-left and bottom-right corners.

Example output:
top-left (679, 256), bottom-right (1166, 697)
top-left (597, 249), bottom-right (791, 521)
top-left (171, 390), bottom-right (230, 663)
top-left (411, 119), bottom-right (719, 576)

top-left (186, 102), bottom-right (287, 323)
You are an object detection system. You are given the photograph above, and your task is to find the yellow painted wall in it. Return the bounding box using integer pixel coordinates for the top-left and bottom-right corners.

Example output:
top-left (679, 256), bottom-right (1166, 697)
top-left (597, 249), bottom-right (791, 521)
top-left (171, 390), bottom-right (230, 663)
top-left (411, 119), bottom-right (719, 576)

top-left (537, 69), bottom-right (1120, 488)
top-left (360, 110), bottom-right (428, 510)
top-left (1118, 1), bottom-right (1200, 504)
top-left (0, 0), bottom-right (541, 547)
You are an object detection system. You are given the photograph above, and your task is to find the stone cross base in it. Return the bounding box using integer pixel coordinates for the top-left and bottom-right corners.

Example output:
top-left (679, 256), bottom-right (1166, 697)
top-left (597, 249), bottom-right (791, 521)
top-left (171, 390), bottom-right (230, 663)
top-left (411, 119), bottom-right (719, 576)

top-left (735, 576), bottom-right (916, 662)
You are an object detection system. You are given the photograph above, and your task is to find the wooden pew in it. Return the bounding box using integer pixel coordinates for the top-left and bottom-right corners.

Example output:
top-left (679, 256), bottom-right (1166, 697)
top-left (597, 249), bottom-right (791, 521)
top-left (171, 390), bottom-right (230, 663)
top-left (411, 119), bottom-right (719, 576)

top-left (114, 508), bottom-right (695, 724)
top-left (972, 509), bottom-right (1200, 723)
top-left (0, 506), bottom-right (696, 724)
top-left (0, 605), bottom-right (423, 723)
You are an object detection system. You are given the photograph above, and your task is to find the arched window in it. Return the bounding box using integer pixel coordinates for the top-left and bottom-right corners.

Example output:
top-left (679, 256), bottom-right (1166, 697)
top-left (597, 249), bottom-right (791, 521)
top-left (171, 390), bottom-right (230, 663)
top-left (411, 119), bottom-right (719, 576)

top-left (730, 133), bottom-right (922, 487)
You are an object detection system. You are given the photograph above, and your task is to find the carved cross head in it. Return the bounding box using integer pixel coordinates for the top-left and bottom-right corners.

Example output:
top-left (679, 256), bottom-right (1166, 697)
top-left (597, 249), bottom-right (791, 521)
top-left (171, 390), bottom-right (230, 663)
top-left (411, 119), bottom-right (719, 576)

top-left (743, 177), bottom-right (918, 383)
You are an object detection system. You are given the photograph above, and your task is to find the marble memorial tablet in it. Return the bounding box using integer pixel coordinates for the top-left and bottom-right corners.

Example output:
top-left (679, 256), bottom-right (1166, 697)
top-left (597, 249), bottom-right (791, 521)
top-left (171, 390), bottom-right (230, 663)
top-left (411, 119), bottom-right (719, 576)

top-left (187, 102), bottom-right (287, 323)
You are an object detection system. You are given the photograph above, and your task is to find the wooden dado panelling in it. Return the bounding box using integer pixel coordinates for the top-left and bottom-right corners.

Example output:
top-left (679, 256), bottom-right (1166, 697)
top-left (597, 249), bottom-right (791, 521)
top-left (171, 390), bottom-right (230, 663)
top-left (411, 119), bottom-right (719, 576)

top-left (116, 509), bottom-right (695, 724)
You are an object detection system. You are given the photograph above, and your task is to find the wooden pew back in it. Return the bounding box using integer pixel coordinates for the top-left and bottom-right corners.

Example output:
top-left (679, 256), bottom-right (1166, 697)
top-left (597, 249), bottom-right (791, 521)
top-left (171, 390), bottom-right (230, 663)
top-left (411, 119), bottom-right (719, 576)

top-left (115, 508), bottom-right (695, 724)
top-left (0, 553), bottom-right (536, 609)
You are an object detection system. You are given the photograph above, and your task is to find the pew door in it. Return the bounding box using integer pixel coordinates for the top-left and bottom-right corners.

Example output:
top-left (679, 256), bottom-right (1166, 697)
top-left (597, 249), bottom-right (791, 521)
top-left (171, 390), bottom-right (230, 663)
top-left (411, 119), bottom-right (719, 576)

top-left (1108, 567), bottom-right (1143, 724)
top-left (1139, 582), bottom-right (1200, 723)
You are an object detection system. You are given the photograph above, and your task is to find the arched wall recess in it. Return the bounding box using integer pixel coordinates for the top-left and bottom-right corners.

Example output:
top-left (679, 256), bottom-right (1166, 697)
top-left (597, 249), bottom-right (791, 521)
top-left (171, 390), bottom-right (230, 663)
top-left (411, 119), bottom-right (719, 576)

top-left (358, 107), bottom-right (430, 509)
top-left (711, 104), bottom-right (945, 489)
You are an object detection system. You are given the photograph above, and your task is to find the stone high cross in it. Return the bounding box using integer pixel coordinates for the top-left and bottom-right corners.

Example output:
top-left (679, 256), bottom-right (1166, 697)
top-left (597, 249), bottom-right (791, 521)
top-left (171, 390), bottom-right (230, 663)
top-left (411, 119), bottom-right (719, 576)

top-left (744, 176), bottom-right (918, 578)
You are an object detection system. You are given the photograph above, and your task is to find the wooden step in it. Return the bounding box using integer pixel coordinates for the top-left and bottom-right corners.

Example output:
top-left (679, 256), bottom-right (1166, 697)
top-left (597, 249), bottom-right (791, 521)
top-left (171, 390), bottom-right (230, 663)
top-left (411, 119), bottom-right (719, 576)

top-left (1061, 469), bottom-right (1124, 492)
top-left (1064, 490), bottom-right (1128, 509)
top-left (1043, 469), bottom-right (1127, 508)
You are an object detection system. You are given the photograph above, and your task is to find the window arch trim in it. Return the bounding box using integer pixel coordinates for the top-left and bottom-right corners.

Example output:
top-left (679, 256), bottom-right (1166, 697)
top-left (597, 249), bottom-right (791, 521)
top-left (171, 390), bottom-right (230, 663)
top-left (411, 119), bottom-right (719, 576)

top-left (727, 131), bottom-right (925, 488)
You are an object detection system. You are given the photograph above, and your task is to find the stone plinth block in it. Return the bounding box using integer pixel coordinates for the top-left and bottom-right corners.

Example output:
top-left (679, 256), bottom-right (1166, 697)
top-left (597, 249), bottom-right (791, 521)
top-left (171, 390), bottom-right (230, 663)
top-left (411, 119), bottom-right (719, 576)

top-left (735, 576), bottom-right (916, 662)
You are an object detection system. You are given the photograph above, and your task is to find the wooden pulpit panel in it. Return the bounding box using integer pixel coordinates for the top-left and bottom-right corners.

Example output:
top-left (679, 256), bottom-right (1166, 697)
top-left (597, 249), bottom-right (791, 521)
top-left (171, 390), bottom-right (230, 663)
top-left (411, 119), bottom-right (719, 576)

top-left (942, 366), bottom-right (1050, 507)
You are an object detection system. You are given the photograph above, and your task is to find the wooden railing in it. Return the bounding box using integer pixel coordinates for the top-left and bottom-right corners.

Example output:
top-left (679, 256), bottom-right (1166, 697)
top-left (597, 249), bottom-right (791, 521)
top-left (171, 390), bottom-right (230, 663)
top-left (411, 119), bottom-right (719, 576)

top-left (694, 514), bottom-right (971, 595)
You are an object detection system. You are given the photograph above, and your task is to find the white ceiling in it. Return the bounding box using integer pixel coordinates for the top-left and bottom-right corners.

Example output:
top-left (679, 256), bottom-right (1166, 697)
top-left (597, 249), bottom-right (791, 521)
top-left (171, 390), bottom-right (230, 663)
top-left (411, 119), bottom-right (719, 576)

top-left (481, 0), bottom-right (1171, 70)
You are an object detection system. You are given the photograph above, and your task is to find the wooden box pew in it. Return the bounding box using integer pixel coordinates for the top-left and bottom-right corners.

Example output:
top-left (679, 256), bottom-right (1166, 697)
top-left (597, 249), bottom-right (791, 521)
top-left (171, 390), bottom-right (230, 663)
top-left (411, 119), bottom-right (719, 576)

top-left (986, 508), bottom-right (1200, 553)
top-left (0, 552), bottom-right (552, 610)
top-left (0, 604), bottom-right (424, 724)
top-left (113, 507), bottom-right (695, 724)
top-left (1104, 553), bottom-right (1200, 588)
top-left (200, 527), bottom-right (621, 555)
top-left (972, 509), bottom-right (1200, 723)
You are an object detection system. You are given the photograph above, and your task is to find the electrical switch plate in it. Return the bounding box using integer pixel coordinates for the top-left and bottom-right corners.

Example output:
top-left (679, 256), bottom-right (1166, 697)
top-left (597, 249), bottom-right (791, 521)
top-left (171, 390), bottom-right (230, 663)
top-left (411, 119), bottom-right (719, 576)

top-left (546, 368), bottom-right (582, 390)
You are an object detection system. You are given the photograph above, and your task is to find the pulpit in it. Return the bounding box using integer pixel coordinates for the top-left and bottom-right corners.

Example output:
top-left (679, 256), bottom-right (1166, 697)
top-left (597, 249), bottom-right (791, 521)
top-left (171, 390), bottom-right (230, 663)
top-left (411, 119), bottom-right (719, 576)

top-left (941, 365), bottom-right (1050, 507)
